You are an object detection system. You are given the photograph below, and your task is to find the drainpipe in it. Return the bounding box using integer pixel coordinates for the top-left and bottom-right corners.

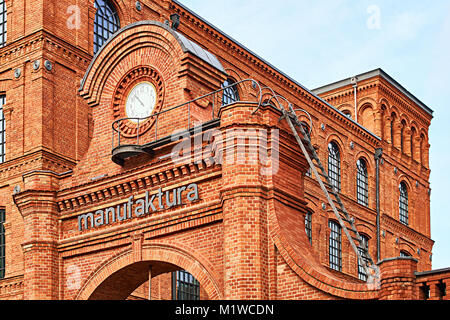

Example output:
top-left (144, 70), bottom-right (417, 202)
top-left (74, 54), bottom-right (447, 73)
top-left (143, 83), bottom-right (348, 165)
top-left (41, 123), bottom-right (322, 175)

top-left (351, 77), bottom-right (358, 122)
top-left (374, 148), bottom-right (383, 262)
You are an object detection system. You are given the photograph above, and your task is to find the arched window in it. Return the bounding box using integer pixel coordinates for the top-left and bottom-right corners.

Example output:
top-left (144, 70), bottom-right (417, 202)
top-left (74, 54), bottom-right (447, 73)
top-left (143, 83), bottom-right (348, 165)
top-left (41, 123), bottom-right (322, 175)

top-left (399, 182), bottom-right (409, 225)
top-left (94, 0), bottom-right (120, 55)
top-left (329, 220), bottom-right (342, 272)
top-left (357, 235), bottom-right (370, 281)
top-left (400, 250), bottom-right (411, 258)
top-left (221, 78), bottom-right (239, 106)
top-left (328, 142), bottom-right (341, 192)
top-left (356, 158), bottom-right (369, 206)
top-left (305, 211), bottom-right (312, 244)
top-left (0, 0), bottom-right (6, 47)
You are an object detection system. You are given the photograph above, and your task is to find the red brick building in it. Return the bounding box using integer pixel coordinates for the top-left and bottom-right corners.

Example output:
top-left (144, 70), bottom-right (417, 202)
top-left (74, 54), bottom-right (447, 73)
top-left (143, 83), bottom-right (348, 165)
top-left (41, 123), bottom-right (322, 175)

top-left (0, 0), bottom-right (448, 300)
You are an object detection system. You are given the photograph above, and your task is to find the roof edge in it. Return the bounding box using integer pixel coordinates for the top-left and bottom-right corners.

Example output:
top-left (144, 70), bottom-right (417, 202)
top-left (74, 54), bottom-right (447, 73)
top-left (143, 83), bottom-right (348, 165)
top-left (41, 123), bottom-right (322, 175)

top-left (312, 68), bottom-right (434, 116)
top-left (172, 0), bottom-right (381, 141)
top-left (79, 20), bottom-right (225, 92)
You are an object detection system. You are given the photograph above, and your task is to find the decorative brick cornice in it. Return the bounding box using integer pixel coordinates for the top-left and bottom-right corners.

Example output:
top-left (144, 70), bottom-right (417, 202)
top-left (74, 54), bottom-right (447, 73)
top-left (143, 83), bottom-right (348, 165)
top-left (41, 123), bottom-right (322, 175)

top-left (0, 149), bottom-right (76, 183)
top-left (57, 158), bottom-right (220, 214)
top-left (382, 214), bottom-right (434, 248)
top-left (0, 30), bottom-right (91, 71)
top-left (378, 81), bottom-right (431, 127)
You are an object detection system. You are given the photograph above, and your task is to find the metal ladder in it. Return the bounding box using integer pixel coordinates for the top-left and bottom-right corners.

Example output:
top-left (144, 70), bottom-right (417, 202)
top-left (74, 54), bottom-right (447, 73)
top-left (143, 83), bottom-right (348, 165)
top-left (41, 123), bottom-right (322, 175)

top-left (280, 103), bottom-right (378, 282)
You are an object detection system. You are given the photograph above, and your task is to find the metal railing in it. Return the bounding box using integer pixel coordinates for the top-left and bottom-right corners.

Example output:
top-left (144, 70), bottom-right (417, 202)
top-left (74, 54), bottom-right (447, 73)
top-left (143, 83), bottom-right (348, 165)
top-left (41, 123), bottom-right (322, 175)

top-left (112, 79), bottom-right (264, 151)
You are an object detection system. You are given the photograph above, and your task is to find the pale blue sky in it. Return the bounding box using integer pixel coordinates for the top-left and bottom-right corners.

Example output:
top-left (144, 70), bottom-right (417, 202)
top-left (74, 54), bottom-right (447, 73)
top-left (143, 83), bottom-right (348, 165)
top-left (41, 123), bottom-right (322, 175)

top-left (180, 0), bottom-right (450, 270)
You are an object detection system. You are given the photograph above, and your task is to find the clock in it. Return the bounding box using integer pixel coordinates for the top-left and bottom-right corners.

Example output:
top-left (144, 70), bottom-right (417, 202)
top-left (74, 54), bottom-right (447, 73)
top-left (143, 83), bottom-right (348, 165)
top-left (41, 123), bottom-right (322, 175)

top-left (125, 82), bottom-right (157, 122)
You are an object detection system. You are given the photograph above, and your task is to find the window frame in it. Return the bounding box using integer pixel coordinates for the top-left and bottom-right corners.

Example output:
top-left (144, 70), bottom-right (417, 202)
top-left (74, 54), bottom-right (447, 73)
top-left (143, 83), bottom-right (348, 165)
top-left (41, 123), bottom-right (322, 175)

top-left (399, 182), bottom-right (409, 225)
top-left (221, 78), bottom-right (239, 106)
top-left (172, 270), bottom-right (200, 300)
top-left (0, 0), bottom-right (6, 48)
top-left (356, 158), bottom-right (369, 207)
top-left (400, 250), bottom-right (411, 258)
top-left (328, 142), bottom-right (341, 192)
top-left (93, 0), bottom-right (120, 55)
top-left (305, 211), bottom-right (312, 244)
top-left (357, 234), bottom-right (370, 281)
top-left (329, 220), bottom-right (342, 272)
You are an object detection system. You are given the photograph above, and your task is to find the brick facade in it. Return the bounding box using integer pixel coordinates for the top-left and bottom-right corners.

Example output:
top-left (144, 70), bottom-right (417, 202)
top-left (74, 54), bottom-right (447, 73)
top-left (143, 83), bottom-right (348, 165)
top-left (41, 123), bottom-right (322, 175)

top-left (0, 0), bottom-right (447, 300)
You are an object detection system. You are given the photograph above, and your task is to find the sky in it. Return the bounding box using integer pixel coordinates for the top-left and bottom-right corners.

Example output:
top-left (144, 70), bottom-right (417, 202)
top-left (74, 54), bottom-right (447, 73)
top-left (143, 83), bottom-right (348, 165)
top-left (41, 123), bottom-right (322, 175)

top-left (180, 0), bottom-right (450, 270)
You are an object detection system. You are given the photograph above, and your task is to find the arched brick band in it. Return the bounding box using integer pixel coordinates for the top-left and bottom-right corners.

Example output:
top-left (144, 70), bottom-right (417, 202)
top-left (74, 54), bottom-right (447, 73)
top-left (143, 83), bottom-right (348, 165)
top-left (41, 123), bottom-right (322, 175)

top-left (75, 242), bottom-right (223, 300)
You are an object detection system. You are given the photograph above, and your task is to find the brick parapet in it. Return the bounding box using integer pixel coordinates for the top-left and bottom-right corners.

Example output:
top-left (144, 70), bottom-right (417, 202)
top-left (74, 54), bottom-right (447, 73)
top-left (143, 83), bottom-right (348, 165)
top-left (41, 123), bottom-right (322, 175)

top-left (378, 257), bottom-right (418, 300)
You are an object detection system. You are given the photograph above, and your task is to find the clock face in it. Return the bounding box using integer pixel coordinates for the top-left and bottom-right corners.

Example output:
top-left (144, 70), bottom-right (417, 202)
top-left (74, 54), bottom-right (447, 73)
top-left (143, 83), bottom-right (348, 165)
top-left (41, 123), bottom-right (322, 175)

top-left (125, 82), bottom-right (157, 122)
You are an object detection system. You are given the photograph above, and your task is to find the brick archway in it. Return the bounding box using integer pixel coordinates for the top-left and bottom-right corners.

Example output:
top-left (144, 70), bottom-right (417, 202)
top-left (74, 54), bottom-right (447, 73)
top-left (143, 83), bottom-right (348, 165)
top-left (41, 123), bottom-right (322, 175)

top-left (75, 242), bottom-right (223, 300)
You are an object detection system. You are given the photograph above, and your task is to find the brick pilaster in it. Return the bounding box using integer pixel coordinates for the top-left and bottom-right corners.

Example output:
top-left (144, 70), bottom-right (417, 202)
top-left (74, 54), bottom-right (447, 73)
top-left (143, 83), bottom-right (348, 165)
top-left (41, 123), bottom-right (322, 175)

top-left (14, 188), bottom-right (59, 300)
top-left (219, 103), bottom-right (272, 299)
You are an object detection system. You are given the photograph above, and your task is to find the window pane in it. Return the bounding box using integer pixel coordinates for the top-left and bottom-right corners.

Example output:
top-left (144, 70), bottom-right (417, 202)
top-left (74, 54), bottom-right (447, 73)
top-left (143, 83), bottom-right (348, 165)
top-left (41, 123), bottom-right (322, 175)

top-left (0, 0), bottom-right (7, 47)
top-left (356, 159), bottom-right (369, 206)
top-left (221, 79), bottom-right (239, 106)
top-left (329, 221), bottom-right (341, 272)
top-left (358, 235), bottom-right (369, 281)
top-left (94, 0), bottom-right (120, 54)
top-left (399, 182), bottom-right (409, 225)
top-left (305, 211), bottom-right (312, 244)
top-left (328, 142), bottom-right (341, 192)
top-left (173, 270), bottom-right (200, 300)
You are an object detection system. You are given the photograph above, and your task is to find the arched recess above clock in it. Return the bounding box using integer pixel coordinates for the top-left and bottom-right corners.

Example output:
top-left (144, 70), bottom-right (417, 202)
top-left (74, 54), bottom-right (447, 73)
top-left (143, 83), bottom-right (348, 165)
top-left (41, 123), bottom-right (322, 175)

top-left (79, 20), bottom-right (227, 108)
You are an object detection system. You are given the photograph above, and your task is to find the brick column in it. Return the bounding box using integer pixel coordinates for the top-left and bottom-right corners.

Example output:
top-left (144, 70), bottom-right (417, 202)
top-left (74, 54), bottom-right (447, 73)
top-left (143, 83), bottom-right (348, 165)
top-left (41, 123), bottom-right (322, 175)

top-left (14, 189), bottom-right (59, 300)
top-left (219, 103), bottom-right (272, 300)
top-left (378, 257), bottom-right (418, 300)
top-left (428, 280), bottom-right (442, 300)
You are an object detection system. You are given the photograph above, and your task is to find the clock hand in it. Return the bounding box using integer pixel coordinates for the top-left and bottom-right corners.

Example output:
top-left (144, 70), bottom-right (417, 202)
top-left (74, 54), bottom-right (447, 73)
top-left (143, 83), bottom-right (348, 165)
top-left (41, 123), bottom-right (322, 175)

top-left (135, 96), bottom-right (146, 109)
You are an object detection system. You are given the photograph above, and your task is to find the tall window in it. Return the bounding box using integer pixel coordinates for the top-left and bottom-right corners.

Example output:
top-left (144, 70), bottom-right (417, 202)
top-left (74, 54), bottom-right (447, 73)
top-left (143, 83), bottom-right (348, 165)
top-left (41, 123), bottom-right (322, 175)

top-left (221, 78), bottom-right (239, 106)
top-left (94, 0), bottom-right (120, 55)
top-left (0, 0), bottom-right (6, 47)
top-left (172, 270), bottom-right (200, 300)
top-left (357, 235), bottom-right (369, 281)
top-left (305, 211), bottom-right (312, 244)
top-left (329, 221), bottom-right (342, 272)
top-left (328, 142), bottom-right (341, 192)
top-left (0, 209), bottom-right (5, 279)
top-left (356, 159), bottom-right (369, 206)
top-left (0, 95), bottom-right (5, 164)
top-left (399, 182), bottom-right (409, 225)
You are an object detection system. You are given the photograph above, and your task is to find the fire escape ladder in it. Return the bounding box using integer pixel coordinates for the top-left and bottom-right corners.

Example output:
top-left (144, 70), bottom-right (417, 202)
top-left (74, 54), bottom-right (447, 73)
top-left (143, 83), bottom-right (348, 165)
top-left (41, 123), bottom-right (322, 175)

top-left (280, 103), bottom-right (379, 282)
